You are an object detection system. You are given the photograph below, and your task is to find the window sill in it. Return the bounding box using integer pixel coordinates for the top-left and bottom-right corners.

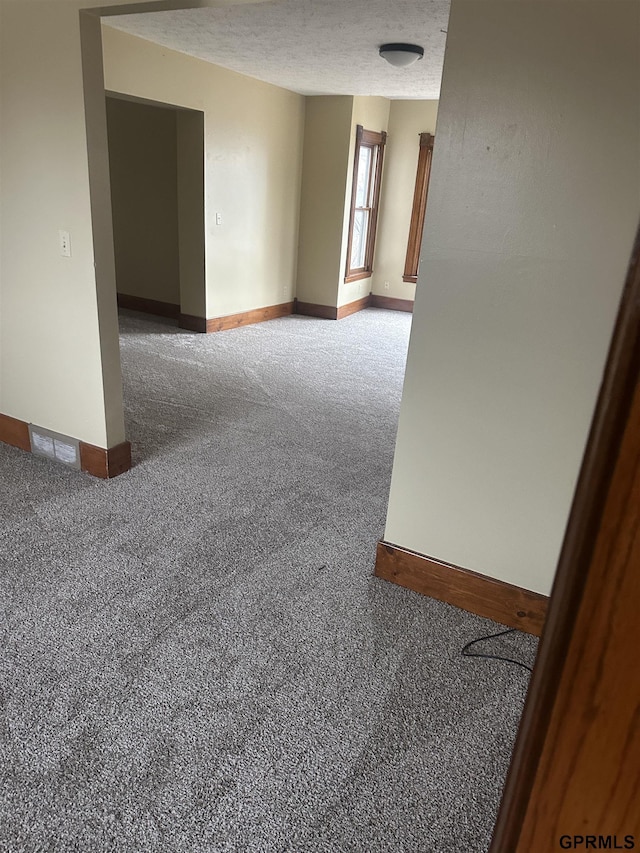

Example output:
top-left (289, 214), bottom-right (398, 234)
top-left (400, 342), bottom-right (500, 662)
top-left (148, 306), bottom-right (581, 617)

top-left (345, 270), bottom-right (373, 283)
top-left (402, 274), bottom-right (418, 284)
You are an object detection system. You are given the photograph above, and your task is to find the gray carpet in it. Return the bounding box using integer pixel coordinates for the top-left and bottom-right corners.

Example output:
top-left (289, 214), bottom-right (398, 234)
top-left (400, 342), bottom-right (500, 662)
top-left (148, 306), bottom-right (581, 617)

top-left (0, 308), bottom-right (537, 853)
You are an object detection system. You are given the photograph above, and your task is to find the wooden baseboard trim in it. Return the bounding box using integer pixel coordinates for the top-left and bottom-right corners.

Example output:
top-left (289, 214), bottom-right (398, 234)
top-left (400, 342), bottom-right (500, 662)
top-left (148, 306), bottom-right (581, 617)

top-left (370, 294), bottom-right (414, 313)
top-left (293, 299), bottom-right (338, 320)
top-left (117, 293), bottom-right (180, 319)
top-left (0, 411), bottom-right (131, 479)
top-left (206, 301), bottom-right (294, 332)
top-left (0, 413), bottom-right (32, 452)
top-left (294, 296), bottom-right (372, 320)
top-left (179, 313), bottom-right (208, 333)
top-left (337, 295), bottom-right (371, 319)
top-left (375, 541), bottom-right (548, 636)
top-left (180, 302), bottom-right (294, 333)
top-left (80, 440), bottom-right (132, 479)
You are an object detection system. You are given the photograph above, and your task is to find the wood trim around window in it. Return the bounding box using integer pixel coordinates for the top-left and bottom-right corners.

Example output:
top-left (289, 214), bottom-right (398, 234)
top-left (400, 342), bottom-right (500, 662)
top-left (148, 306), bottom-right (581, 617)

top-left (403, 132), bottom-right (434, 284)
top-left (344, 125), bottom-right (387, 283)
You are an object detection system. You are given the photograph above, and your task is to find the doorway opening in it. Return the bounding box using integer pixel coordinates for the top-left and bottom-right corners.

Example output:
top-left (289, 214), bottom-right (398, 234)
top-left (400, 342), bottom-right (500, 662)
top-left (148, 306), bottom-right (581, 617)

top-left (105, 92), bottom-right (205, 327)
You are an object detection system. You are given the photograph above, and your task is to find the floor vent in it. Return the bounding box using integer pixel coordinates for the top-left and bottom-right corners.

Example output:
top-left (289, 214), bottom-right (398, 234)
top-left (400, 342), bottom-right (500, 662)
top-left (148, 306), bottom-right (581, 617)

top-left (28, 425), bottom-right (81, 470)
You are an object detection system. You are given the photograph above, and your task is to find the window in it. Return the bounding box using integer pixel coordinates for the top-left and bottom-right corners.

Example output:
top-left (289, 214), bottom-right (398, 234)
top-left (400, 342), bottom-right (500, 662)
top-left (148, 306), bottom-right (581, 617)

top-left (345, 125), bottom-right (387, 283)
top-left (403, 132), bottom-right (434, 283)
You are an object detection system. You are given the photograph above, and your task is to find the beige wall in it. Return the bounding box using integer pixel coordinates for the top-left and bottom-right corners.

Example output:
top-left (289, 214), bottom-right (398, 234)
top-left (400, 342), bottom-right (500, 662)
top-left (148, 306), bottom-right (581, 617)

top-left (102, 26), bottom-right (305, 320)
top-left (0, 0), bottom-right (420, 453)
top-left (384, 0), bottom-right (640, 596)
top-left (296, 95), bottom-right (393, 310)
top-left (0, 1), bottom-right (127, 449)
top-left (0, 0), bottom-right (294, 450)
top-left (371, 100), bottom-right (439, 302)
top-left (296, 96), bottom-right (354, 308)
top-left (337, 96), bottom-right (391, 308)
top-left (106, 96), bottom-right (180, 306)
top-left (176, 109), bottom-right (206, 319)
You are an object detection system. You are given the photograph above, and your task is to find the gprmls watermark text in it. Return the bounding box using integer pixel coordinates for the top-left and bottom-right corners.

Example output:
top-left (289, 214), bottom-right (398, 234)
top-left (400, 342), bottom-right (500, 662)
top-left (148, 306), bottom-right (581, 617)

top-left (559, 837), bottom-right (636, 850)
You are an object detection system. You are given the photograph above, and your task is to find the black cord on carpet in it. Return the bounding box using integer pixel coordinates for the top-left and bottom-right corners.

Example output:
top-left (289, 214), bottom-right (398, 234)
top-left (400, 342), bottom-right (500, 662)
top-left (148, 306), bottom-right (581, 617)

top-left (461, 628), bottom-right (534, 673)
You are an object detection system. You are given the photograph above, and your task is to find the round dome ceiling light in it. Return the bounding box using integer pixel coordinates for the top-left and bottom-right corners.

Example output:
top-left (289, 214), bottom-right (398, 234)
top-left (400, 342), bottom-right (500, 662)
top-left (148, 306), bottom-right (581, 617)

top-left (379, 43), bottom-right (425, 68)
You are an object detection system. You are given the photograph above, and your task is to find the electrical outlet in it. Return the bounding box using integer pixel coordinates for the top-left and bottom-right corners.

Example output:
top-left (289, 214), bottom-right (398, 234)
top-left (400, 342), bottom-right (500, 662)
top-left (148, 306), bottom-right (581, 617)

top-left (215, 212), bottom-right (222, 226)
top-left (59, 230), bottom-right (71, 258)
top-left (384, 281), bottom-right (390, 291)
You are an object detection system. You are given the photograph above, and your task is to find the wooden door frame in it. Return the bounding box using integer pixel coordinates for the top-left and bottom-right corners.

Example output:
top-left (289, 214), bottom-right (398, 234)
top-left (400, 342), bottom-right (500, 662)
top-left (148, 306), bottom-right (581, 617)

top-left (490, 222), bottom-right (640, 850)
top-left (402, 132), bottom-right (434, 284)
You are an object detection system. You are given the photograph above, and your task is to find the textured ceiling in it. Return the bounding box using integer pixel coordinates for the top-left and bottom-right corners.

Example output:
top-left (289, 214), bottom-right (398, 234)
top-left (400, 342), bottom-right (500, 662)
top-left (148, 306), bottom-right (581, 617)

top-left (105, 0), bottom-right (451, 99)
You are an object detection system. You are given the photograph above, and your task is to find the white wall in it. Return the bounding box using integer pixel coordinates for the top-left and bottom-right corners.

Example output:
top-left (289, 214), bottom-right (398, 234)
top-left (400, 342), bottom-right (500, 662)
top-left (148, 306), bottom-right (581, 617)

top-left (372, 100), bottom-right (439, 302)
top-left (102, 26), bottom-right (305, 320)
top-left (384, 0), bottom-right (640, 596)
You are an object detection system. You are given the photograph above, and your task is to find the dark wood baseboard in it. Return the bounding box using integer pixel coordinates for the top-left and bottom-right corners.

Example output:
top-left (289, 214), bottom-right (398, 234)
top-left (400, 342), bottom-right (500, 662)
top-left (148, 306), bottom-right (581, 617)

top-left (375, 541), bottom-right (548, 636)
top-left (180, 302), bottom-right (294, 333)
top-left (294, 295), bottom-right (372, 320)
top-left (0, 413), bottom-right (31, 452)
top-left (337, 295), bottom-right (371, 319)
top-left (206, 301), bottom-right (294, 332)
top-left (117, 292), bottom-right (180, 319)
top-left (370, 294), bottom-right (414, 313)
top-left (131, 294), bottom-right (411, 330)
top-left (0, 411), bottom-right (131, 479)
top-left (293, 299), bottom-right (338, 320)
top-left (179, 313), bottom-right (208, 333)
top-left (79, 440), bottom-right (132, 479)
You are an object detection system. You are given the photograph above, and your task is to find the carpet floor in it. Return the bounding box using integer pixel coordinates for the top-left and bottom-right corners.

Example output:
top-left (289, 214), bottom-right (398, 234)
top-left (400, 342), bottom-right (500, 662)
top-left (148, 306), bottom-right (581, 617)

top-left (0, 307), bottom-right (537, 853)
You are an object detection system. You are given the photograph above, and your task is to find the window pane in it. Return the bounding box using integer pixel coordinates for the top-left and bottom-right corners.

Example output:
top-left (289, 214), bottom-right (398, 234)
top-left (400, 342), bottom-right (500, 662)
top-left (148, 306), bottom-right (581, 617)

top-left (355, 146), bottom-right (372, 208)
top-left (351, 209), bottom-right (369, 269)
top-left (345, 127), bottom-right (385, 281)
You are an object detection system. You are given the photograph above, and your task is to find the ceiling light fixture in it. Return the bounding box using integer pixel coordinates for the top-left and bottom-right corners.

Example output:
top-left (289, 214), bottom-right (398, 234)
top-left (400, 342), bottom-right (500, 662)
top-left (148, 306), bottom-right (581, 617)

top-left (379, 43), bottom-right (424, 68)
